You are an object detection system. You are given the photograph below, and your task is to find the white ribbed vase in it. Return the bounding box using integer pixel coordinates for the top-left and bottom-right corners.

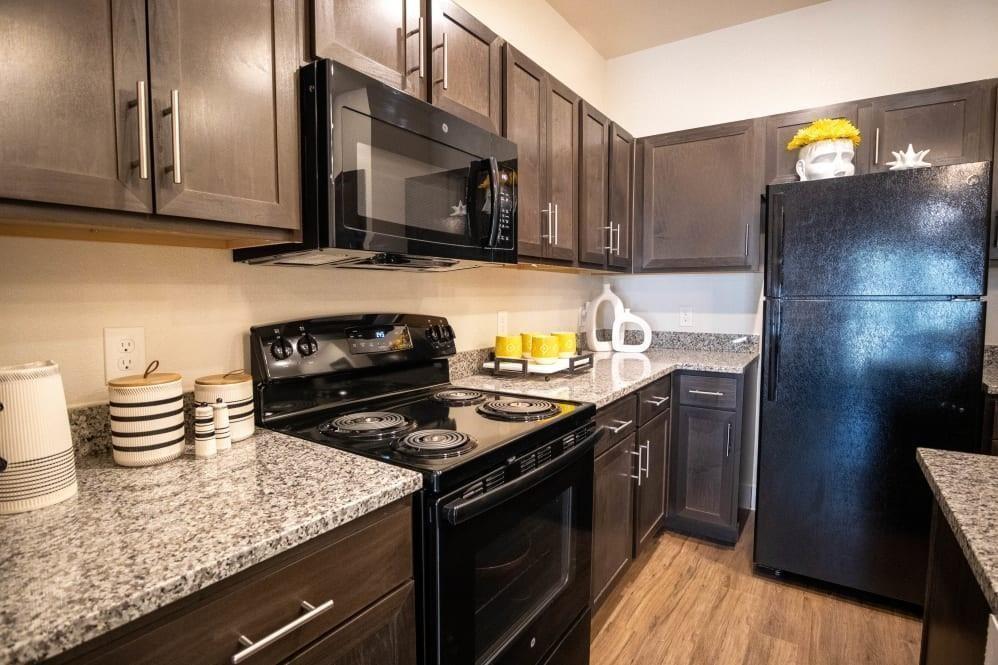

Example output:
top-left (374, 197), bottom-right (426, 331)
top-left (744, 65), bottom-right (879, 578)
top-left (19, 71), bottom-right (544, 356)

top-left (0, 361), bottom-right (78, 514)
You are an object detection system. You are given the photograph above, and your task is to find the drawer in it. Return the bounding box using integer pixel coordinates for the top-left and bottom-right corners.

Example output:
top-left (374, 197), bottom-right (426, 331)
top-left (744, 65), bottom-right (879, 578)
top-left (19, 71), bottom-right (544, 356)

top-left (638, 376), bottom-right (672, 425)
top-left (596, 395), bottom-right (637, 456)
top-left (84, 499), bottom-right (412, 665)
top-left (678, 374), bottom-right (738, 410)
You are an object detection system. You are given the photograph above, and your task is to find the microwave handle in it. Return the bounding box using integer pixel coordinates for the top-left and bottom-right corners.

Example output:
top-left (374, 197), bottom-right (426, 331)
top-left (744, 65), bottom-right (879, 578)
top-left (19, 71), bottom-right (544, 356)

top-left (442, 428), bottom-right (601, 526)
top-left (486, 157), bottom-right (501, 248)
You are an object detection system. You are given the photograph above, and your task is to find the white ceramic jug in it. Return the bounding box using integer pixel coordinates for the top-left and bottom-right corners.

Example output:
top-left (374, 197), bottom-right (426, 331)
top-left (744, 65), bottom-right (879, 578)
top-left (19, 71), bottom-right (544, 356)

top-left (585, 283), bottom-right (624, 352)
top-left (611, 308), bottom-right (652, 353)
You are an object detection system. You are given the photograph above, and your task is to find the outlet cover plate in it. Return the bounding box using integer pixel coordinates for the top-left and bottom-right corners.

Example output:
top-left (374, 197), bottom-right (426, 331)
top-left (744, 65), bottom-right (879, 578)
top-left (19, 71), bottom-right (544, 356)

top-left (104, 327), bottom-right (146, 383)
top-left (679, 307), bottom-right (694, 328)
top-left (497, 311), bottom-right (509, 335)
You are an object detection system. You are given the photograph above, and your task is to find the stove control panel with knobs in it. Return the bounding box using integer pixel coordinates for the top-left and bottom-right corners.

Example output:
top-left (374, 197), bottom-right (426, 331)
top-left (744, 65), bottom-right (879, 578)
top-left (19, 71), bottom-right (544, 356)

top-left (270, 335), bottom-right (294, 360)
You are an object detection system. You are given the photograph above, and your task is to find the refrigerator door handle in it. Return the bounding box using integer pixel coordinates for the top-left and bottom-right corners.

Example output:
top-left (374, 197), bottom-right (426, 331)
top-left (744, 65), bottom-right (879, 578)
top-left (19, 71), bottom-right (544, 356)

top-left (767, 300), bottom-right (781, 402)
top-left (774, 194), bottom-right (786, 297)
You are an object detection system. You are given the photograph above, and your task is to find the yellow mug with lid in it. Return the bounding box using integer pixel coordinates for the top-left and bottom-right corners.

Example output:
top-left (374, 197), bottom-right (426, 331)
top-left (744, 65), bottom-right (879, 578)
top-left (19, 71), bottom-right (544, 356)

top-left (531, 335), bottom-right (559, 365)
top-left (495, 335), bottom-right (523, 359)
top-left (552, 332), bottom-right (577, 358)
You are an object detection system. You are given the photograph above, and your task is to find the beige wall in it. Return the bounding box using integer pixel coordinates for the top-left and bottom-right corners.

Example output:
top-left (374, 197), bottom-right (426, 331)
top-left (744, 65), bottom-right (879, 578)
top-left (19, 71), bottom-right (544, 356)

top-left (0, 237), bottom-right (596, 406)
top-left (604, 0), bottom-right (998, 339)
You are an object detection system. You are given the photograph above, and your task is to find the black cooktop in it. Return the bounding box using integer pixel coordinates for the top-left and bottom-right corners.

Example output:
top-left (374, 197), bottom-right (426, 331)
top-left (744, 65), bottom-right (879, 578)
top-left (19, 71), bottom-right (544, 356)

top-left (269, 385), bottom-right (594, 490)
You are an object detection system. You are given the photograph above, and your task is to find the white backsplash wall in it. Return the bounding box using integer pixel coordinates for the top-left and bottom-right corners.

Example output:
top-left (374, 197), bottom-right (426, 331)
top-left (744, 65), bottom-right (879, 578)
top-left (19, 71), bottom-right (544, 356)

top-left (0, 236), bottom-right (598, 406)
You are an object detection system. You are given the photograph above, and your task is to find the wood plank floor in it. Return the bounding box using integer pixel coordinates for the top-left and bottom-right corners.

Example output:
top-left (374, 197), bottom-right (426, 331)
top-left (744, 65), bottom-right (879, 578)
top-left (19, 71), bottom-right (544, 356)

top-left (590, 517), bottom-right (922, 665)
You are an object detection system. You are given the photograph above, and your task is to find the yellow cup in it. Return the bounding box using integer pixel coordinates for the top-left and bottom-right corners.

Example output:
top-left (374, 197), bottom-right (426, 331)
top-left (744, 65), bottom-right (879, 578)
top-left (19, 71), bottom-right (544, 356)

top-left (553, 332), bottom-right (577, 358)
top-left (520, 332), bottom-right (543, 358)
top-left (531, 334), bottom-right (559, 365)
top-left (495, 335), bottom-right (523, 359)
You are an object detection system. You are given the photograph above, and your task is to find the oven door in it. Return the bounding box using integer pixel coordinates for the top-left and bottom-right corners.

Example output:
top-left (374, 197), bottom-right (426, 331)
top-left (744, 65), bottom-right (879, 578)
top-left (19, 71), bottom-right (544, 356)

top-left (432, 432), bottom-right (596, 665)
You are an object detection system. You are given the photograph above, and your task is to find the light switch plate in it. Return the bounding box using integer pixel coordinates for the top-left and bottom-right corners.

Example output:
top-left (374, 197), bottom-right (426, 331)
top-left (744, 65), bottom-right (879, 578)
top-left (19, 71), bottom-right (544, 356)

top-left (679, 306), bottom-right (694, 327)
top-left (104, 327), bottom-right (146, 383)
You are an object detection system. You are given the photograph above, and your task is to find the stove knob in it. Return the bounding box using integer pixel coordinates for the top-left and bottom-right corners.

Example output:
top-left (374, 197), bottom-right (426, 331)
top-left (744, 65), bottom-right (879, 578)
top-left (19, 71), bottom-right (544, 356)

top-left (297, 333), bottom-right (318, 356)
top-left (427, 326), bottom-right (439, 341)
top-left (270, 337), bottom-right (294, 360)
top-left (443, 325), bottom-right (455, 341)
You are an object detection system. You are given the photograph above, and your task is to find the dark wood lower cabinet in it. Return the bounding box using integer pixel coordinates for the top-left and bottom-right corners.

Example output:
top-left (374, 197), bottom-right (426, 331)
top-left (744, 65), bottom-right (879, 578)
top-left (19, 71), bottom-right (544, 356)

top-left (919, 504), bottom-right (990, 665)
top-left (634, 410), bottom-right (668, 556)
top-left (591, 433), bottom-right (635, 610)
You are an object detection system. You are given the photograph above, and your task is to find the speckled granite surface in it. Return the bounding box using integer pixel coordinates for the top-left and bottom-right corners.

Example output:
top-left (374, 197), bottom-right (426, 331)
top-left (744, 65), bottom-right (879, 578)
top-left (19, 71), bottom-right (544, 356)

top-left (0, 431), bottom-right (422, 664)
top-left (917, 448), bottom-right (998, 614)
top-left (453, 348), bottom-right (759, 409)
top-left (983, 344), bottom-right (998, 394)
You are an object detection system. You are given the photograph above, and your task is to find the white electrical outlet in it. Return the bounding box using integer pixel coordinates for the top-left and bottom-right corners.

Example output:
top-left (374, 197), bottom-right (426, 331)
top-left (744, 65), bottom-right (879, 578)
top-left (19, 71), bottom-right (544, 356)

top-left (497, 311), bottom-right (509, 335)
top-left (679, 307), bottom-right (694, 328)
top-left (104, 327), bottom-right (146, 382)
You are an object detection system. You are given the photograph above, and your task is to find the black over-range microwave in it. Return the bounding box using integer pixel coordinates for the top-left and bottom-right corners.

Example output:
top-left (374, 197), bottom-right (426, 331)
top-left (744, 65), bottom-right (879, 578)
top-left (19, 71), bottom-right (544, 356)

top-left (234, 59), bottom-right (518, 271)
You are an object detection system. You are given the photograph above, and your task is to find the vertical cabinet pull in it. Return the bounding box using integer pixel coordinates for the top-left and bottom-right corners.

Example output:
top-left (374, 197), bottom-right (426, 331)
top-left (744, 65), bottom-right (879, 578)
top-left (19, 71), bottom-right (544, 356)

top-left (629, 446), bottom-right (644, 486)
top-left (163, 89), bottom-right (182, 184)
top-left (434, 32), bottom-right (449, 90)
top-left (641, 441), bottom-right (650, 479)
top-left (130, 81), bottom-right (150, 180)
top-left (874, 127), bottom-right (880, 165)
top-left (542, 203), bottom-right (553, 241)
top-left (602, 223), bottom-right (613, 252)
top-left (725, 423), bottom-right (732, 457)
top-left (406, 16), bottom-right (425, 77)
top-left (231, 599), bottom-right (334, 664)
top-left (553, 203), bottom-right (559, 245)
top-left (744, 223), bottom-right (750, 256)
top-left (614, 222), bottom-right (622, 256)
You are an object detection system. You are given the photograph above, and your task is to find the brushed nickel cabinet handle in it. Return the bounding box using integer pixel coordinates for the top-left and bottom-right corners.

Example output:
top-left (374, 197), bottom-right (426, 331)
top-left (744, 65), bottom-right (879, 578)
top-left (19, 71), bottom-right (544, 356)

top-left (553, 203), bottom-right (559, 245)
top-left (643, 395), bottom-right (669, 406)
top-left (874, 127), bottom-right (880, 165)
top-left (689, 389), bottom-right (723, 397)
top-left (614, 222), bottom-right (622, 256)
top-left (642, 441), bottom-right (650, 478)
top-left (433, 33), bottom-right (449, 90)
top-left (130, 80), bottom-right (150, 180)
top-left (162, 89), bottom-right (182, 184)
top-left (406, 16), bottom-right (425, 77)
top-left (232, 599), bottom-right (334, 664)
top-left (541, 202), bottom-right (553, 241)
top-left (603, 419), bottom-right (633, 434)
top-left (725, 423), bottom-right (732, 457)
top-left (629, 448), bottom-right (643, 486)
top-left (744, 222), bottom-right (750, 256)
top-left (601, 223), bottom-right (613, 251)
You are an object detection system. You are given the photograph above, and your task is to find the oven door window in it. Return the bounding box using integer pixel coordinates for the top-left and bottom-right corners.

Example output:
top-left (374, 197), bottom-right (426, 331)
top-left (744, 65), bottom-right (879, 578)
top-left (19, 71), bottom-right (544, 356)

top-left (435, 449), bottom-right (592, 665)
top-left (338, 107), bottom-right (493, 248)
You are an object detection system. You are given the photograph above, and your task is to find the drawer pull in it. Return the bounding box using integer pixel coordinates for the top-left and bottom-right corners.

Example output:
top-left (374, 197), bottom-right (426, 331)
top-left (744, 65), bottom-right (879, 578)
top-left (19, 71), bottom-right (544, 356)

top-left (232, 599), bottom-right (334, 664)
top-left (603, 419), bottom-right (633, 434)
top-left (689, 389), bottom-right (724, 397)
top-left (643, 395), bottom-right (669, 406)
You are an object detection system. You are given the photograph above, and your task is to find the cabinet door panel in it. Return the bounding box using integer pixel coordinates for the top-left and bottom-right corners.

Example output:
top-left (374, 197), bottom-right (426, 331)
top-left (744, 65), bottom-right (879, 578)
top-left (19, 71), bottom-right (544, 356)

top-left (635, 411), bottom-right (668, 555)
top-left (503, 45), bottom-right (545, 260)
top-left (671, 406), bottom-right (737, 528)
top-left (578, 101), bottom-right (610, 267)
top-left (608, 123), bottom-right (635, 270)
top-left (313, 0), bottom-right (423, 97)
top-left (864, 83), bottom-right (988, 173)
top-left (592, 435), bottom-right (635, 609)
top-left (765, 102), bottom-right (860, 184)
top-left (990, 85), bottom-right (998, 260)
top-left (430, 0), bottom-right (501, 133)
top-left (641, 120), bottom-right (761, 270)
top-left (148, 0), bottom-right (300, 229)
top-left (0, 0), bottom-right (152, 212)
top-left (546, 80), bottom-right (578, 262)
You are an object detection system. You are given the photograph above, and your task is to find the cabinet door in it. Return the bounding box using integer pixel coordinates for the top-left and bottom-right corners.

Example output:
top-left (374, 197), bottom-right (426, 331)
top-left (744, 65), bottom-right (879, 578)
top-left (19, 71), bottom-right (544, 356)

top-left (764, 102), bottom-right (860, 184)
top-left (641, 119), bottom-right (762, 271)
top-left (503, 45), bottom-right (546, 260)
top-left (288, 582), bottom-right (417, 665)
top-left (578, 101), bottom-right (611, 267)
top-left (635, 410), bottom-right (668, 556)
top-left (592, 434), bottom-right (635, 609)
top-left (546, 79), bottom-right (579, 262)
top-left (990, 86), bottom-right (998, 260)
top-left (148, 0), bottom-right (300, 229)
top-left (670, 406), bottom-right (738, 530)
top-left (0, 0), bottom-right (152, 213)
top-left (313, 0), bottom-right (424, 97)
top-left (608, 123), bottom-right (635, 271)
top-left (861, 82), bottom-right (991, 173)
top-left (430, 0), bottom-right (502, 133)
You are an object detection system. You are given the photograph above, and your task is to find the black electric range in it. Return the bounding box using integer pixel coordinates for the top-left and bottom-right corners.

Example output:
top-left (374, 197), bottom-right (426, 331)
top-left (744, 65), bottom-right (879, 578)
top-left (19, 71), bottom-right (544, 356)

top-left (251, 314), bottom-right (597, 665)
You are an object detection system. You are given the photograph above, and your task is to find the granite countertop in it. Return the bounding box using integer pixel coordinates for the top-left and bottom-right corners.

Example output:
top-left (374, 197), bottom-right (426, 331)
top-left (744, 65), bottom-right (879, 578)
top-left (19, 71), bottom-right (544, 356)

top-left (453, 348), bottom-right (759, 408)
top-left (0, 431), bottom-right (423, 664)
top-left (982, 363), bottom-right (998, 395)
top-left (917, 448), bottom-right (998, 614)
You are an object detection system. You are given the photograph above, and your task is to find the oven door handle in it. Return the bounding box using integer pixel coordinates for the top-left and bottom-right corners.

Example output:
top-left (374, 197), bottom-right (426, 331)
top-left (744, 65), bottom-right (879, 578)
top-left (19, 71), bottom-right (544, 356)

top-left (442, 429), bottom-right (601, 526)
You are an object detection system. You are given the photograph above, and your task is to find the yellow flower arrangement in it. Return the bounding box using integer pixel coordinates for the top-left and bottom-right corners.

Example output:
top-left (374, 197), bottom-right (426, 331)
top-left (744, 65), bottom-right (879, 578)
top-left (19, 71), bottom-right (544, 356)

top-left (786, 118), bottom-right (862, 151)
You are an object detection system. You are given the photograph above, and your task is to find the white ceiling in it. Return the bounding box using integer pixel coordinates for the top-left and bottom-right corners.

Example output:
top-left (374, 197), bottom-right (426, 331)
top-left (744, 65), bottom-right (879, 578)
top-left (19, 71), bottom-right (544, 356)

top-left (546, 0), bottom-right (829, 58)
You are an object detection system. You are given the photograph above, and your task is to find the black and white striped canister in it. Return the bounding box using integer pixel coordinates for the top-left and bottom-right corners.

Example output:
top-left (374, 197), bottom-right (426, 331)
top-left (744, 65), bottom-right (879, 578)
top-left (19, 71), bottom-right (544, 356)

top-left (0, 361), bottom-right (78, 514)
top-left (194, 405), bottom-right (216, 459)
top-left (107, 362), bottom-right (185, 467)
top-left (194, 371), bottom-right (254, 442)
top-left (213, 399), bottom-right (231, 452)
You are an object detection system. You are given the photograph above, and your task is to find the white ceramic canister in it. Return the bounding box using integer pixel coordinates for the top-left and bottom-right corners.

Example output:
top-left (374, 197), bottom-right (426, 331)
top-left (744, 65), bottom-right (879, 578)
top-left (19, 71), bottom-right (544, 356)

top-left (193, 405), bottom-right (216, 459)
top-left (0, 361), bottom-right (78, 514)
top-left (108, 362), bottom-right (185, 467)
top-left (194, 372), bottom-right (254, 442)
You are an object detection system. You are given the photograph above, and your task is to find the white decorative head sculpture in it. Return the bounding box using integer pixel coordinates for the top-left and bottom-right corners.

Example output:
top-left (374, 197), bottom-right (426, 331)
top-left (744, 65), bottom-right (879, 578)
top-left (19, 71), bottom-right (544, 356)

top-left (795, 138), bottom-right (856, 181)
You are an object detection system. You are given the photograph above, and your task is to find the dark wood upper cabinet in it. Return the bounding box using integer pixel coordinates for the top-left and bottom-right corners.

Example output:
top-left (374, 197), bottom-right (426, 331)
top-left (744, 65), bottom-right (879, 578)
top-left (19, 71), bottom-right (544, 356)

top-left (430, 0), bottom-right (502, 133)
top-left (670, 405), bottom-right (739, 532)
top-left (858, 81), bottom-right (993, 173)
top-left (765, 102), bottom-right (860, 184)
top-left (592, 433), bottom-right (636, 610)
top-left (608, 123), bottom-right (636, 271)
top-left (503, 44), bottom-right (577, 263)
top-left (147, 0), bottom-right (301, 230)
top-left (640, 119), bottom-right (763, 271)
top-left (634, 410), bottom-right (668, 557)
top-left (578, 101), bottom-right (611, 267)
top-left (0, 0), bottom-right (153, 213)
top-left (312, 0), bottom-right (424, 97)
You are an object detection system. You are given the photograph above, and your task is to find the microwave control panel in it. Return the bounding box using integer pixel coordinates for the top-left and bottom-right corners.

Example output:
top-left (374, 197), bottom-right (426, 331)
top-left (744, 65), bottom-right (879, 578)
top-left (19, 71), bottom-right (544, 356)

top-left (494, 166), bottom-right (516, 249)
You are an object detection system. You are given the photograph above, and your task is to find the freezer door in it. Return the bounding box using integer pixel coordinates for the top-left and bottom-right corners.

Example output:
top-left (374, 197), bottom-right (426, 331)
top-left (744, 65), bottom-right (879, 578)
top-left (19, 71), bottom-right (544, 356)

top-left (765, 162), bottom-right (991, 298)
top-left (756, 297), bottom-right (984, 605)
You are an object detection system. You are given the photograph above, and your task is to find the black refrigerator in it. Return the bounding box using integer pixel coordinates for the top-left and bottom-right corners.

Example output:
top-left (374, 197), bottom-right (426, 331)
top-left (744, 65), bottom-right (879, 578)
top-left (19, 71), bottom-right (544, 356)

top-left (755, 162), bottom-right (991, 606)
